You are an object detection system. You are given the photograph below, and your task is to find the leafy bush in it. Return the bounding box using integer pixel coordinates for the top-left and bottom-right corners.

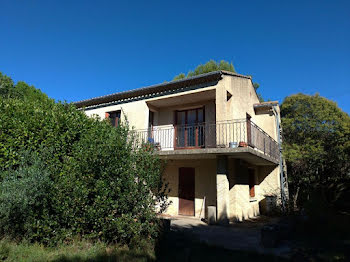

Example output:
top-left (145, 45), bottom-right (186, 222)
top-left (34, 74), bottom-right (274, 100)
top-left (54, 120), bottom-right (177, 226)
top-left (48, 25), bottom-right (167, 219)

top-left (0, 152), bottom-right (54, 242)
top-left (52, 123), bottom-right (167, 244)
top-left (0, 73), bottom-right (168, 245)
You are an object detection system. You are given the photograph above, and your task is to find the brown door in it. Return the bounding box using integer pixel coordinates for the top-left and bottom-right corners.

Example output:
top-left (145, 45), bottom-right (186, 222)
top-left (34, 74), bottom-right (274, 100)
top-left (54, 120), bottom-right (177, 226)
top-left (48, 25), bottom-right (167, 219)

top-left (248, 168), bottom-right (255, 197)
top-left (178, 167), bottom-right (195, 216)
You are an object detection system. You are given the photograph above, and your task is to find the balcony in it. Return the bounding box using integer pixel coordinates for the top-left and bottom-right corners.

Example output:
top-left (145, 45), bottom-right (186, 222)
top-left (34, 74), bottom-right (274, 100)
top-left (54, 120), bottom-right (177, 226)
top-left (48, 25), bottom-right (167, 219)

top-left (133, 119), bottom-right (280, 164)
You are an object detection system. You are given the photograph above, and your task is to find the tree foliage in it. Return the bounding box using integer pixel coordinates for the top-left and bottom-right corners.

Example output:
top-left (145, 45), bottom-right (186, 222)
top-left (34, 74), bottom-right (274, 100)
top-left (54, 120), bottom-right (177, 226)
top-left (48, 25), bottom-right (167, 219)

top-left (173, 60), bottom-right (236, 80)
top-left (0, 73), bottom-right (167, 245)
top-left (281, 93), bottom-right (350, 208)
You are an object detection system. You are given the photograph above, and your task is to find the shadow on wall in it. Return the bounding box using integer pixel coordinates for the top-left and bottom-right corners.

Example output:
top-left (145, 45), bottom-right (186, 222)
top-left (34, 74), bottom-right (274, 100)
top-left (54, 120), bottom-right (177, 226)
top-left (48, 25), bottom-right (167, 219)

top-left (217, 203), bottom-right (228, 223)
top-left (227, 160), bottom-right (279, 221)
top-left (258, 165), bottom-right (281, 215)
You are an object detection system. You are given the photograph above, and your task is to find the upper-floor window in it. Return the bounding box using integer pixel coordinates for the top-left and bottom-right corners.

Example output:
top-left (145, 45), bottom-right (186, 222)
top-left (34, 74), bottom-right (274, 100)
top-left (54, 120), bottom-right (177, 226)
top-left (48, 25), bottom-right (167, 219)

top-left (105, 110), bottom-right (121, 128)
top-left (175, 107), bottom-right (205, 148)
top-left (175, 107), bottom-right (204, 126)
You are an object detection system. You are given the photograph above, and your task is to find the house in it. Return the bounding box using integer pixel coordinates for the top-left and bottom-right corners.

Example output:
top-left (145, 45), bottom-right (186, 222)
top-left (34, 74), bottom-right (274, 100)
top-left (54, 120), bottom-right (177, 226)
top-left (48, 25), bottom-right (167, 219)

top-left (75, 70), bottom-right (288, 224)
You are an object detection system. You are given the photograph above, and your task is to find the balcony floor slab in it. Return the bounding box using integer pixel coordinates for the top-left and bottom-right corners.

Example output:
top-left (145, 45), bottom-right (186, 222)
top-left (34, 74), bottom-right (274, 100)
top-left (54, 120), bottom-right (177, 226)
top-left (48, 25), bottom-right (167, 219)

top-left (156, 147), bottom-right (278, 166)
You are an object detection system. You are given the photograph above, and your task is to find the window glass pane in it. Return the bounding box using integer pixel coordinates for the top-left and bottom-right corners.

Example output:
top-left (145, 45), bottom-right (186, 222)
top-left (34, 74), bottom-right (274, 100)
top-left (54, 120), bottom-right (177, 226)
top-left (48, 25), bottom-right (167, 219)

top-left (198, 124), bottom-right (204, 146)
top-left (176, 125), bottom-right (185, 147)
top-left (176, 111), bottom-right (185, 147)
top-left (187, 125), bottom-right (195, 146)
top-left (198, 108), bottom-right (204, 123)
top-left (187, 110), bottom-right (196, 125)
top-left (177, 111), bottom-right (186, 125)
top-left (187, 110), bottom-right (196, 146)
top-left (108, 111), bottom-right (121, 127)
top-left (110, 116), bottom-right (116, 127)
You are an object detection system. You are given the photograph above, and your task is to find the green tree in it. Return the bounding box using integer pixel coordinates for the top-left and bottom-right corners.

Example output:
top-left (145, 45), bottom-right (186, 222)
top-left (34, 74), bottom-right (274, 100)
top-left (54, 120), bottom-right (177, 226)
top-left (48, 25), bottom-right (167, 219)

top-left (0, 72), bottom-right (14, 98)
top-left (281, 93), bottom-right (350, 208)
top-left (173, 60), bottom-right (235, 80)
top-left (0, 72), bottom-right (50, 102)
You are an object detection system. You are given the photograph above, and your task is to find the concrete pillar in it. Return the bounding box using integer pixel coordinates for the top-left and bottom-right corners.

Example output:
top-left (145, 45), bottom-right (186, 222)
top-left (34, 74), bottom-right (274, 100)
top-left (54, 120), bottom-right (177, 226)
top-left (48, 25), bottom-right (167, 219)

top-left (216, 155), bottom-right (229, 224)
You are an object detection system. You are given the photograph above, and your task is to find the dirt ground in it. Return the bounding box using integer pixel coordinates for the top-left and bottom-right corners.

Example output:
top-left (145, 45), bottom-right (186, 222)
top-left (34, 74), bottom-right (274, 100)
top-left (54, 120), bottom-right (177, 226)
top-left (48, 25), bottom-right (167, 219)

top-left (166, 215), bottom-right (291, 257)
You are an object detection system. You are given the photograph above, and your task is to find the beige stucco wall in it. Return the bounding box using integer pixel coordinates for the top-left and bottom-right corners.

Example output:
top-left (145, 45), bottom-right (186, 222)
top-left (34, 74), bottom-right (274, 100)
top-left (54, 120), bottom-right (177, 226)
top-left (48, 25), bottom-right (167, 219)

top-left (226, 158), bottom-right (279, 221)
top-left (84, 100), bottom-right (150, 130)
top-left (218, 76), bottom-right (281, 215)
top-left (258, 166), bottom-right (280, 199)
top-left (217, 75), bottom-right (278, 141)
top-left (228, 159), bottom-right (259, 221)
top-left (162, 159), bottom-right (216, 218)
top-left (162, 157), bottom-right (280, 221)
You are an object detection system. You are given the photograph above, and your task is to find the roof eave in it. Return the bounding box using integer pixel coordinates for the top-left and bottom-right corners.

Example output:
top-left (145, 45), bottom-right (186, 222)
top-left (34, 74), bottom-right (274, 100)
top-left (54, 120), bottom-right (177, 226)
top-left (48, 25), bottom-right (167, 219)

top-left (74, 70), bottom-right (252, 109)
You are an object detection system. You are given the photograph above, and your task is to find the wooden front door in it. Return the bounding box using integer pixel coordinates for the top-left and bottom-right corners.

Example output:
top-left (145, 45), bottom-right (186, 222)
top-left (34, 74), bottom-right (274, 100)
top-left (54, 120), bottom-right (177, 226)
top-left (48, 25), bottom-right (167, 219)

top-left (248, 168), bottom-right (255, 197)
top-left (178, 167), bottom-right (195, 216)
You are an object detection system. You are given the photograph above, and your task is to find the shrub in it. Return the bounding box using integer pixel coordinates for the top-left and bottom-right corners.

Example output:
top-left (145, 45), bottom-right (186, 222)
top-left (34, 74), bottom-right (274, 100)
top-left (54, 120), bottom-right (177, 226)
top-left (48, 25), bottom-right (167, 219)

top-left (0, 72), bottom-right (168, 245)
top-left (0, 153), bottom-right (54, 243)
top-left (53, 123), bottom-right (167, 244)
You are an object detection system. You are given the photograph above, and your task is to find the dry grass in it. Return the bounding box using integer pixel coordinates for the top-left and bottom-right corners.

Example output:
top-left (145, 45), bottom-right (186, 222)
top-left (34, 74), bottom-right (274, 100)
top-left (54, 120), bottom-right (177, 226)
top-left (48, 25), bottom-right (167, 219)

top-left (0, 238), bottom-right (154, 262)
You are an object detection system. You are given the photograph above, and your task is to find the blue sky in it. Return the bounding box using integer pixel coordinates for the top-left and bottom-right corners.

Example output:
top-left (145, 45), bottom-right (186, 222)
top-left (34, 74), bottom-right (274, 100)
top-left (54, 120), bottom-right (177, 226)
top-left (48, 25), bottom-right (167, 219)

top-left (1, 0), bottom-right (349, 113)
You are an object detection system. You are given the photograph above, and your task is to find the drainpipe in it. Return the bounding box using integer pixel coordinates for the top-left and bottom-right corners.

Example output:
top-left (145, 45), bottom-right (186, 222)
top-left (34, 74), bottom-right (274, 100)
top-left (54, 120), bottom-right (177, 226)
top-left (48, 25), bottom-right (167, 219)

top-left (272, 105), bottom-right (285, 211)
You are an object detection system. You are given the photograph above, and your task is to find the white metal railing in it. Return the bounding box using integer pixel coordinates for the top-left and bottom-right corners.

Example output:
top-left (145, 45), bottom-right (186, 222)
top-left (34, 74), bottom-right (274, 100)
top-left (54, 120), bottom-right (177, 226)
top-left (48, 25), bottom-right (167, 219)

top-left (132, 119), bottom-right (279, 160)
